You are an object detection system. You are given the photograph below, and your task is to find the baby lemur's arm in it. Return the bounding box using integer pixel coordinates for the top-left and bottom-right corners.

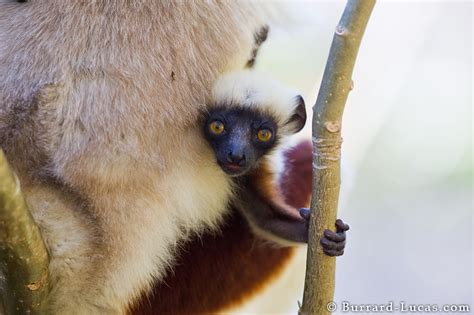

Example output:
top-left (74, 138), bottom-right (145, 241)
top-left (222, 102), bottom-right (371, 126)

top-left (237, 163), bottom-right (349, 254)
top-left (236, 174), bottom-right (309, 243)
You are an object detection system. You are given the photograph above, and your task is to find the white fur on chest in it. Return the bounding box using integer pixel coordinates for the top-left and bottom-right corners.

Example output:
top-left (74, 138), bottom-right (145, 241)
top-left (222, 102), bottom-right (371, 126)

top-left (25, 138), bottom-right (234, 314)
top-left (160, 155), bottom-right (234, 235)
top-left (91, 141), bottom-right (234, 312)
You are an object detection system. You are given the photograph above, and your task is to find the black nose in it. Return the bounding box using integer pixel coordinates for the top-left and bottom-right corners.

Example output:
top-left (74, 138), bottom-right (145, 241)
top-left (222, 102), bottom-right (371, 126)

top-left (227, 152), bottom-right (246, 166)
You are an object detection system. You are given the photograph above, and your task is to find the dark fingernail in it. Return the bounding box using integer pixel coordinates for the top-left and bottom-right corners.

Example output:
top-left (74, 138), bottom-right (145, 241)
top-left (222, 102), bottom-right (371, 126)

top-left (299, 208), bottom-right (310, 219)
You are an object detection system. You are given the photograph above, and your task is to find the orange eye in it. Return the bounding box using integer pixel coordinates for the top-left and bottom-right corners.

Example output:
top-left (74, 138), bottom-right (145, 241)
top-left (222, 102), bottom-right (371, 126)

top-left (257, 129), bottom-right (272, 142)
top-left (209, 120), bottom-right (225, 135)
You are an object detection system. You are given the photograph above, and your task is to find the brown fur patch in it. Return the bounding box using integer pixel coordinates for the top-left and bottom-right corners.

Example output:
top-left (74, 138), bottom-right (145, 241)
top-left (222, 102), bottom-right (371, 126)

top-left (133, 210), bottom-right (294, 315)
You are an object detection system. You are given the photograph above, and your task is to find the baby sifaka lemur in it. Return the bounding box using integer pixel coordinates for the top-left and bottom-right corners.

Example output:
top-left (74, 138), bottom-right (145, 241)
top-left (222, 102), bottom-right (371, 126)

top-left (203, 71), bottom-right (349, 249)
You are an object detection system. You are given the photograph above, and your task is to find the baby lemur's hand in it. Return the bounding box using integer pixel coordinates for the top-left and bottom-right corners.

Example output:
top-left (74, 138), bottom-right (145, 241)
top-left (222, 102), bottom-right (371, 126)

top-left (299, 208), bottom-right (349, 256)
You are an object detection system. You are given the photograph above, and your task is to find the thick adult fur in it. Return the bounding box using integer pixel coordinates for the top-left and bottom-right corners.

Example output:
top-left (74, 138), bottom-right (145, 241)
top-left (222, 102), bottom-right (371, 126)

top-left (0, 2), bottom-right (270, 314)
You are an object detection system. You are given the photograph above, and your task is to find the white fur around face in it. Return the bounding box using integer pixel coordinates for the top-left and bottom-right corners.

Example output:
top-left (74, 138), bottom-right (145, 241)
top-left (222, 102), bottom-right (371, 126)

top-left (211, 70), bottom-right (302, 128)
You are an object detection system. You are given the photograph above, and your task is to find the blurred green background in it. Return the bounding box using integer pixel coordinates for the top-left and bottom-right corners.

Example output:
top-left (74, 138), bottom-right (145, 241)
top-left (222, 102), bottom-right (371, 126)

top-left (229, 1), bottom-right (472, 314)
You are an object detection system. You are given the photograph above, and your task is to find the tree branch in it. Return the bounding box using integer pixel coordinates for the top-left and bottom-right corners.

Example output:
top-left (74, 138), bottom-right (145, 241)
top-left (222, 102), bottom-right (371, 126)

top-left (300, 1), bottom-right (375, 314)
top-left (0, 150), bottom-right (50, 314)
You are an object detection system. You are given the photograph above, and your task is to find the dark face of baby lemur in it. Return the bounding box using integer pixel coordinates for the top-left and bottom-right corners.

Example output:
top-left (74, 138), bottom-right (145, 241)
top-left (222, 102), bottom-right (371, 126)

top-left (203, 106), bottom-right (279, 177)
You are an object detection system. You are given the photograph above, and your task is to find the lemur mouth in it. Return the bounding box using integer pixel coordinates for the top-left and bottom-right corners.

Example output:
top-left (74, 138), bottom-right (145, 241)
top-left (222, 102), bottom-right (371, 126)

top-left (220, 162), bottom-right (249, 177)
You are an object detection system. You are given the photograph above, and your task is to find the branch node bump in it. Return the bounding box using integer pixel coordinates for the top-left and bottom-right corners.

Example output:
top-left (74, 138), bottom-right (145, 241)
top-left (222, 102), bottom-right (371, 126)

top-left (335, 24), bottom-right (348, 36)
top-left (324, 121), bottom-right (341, 133)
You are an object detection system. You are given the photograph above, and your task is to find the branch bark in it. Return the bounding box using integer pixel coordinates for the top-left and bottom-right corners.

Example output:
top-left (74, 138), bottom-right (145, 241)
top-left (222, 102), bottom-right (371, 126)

top-left (300, 1), bottom-right (375, 314)
top-left (0, 150), bottom-right (50, 314)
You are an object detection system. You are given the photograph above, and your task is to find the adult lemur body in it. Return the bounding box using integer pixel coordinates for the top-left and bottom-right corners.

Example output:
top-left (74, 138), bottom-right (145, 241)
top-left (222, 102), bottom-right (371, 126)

top-left (1, 1), bottom-right (347, 314)
top-left (1, 2), bottom-right (267, 313)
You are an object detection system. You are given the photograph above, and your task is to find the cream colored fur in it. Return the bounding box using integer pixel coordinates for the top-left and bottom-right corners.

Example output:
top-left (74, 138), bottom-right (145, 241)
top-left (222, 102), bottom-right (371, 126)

top-left (211, 70), bottom-right (303, 134)
top-left (0, 2), bottom-right (268, 314)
